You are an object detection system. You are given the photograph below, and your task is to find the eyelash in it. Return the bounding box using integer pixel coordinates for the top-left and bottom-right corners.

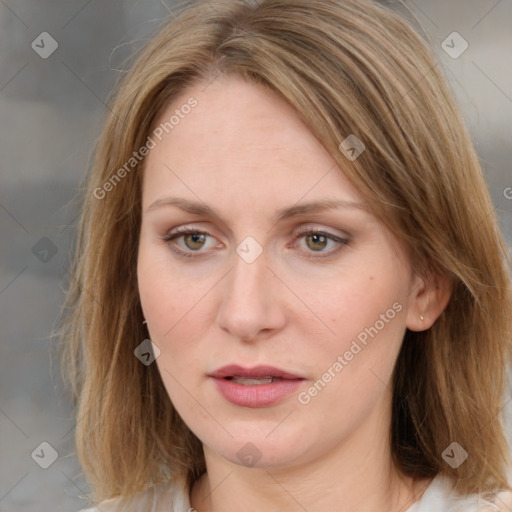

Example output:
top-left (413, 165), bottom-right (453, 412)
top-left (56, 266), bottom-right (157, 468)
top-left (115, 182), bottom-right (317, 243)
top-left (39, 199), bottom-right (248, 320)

top-left (160, 227), bottom-right (350, 260)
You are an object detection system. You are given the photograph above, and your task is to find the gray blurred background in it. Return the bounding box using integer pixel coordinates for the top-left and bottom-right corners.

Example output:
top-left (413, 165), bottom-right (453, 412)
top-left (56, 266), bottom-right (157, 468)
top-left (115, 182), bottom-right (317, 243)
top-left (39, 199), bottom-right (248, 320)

top-left (0, 1), bottom-right (511, 511)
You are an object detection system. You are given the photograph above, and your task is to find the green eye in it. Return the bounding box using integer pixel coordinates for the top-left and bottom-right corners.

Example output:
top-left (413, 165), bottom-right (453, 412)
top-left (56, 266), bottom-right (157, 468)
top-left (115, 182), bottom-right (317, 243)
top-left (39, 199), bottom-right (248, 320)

top-left (295, 229), bottom-right (350, 258)
top-left (163, 228), bottom-right (349, 260)
top-left (162, 229), bottom-right (214, 257)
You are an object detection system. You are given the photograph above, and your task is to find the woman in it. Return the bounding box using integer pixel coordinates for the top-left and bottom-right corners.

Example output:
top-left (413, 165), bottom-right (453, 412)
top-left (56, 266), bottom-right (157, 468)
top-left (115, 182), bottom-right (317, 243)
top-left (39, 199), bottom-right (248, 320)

top-left (61, 0), bottom-right (512, 510)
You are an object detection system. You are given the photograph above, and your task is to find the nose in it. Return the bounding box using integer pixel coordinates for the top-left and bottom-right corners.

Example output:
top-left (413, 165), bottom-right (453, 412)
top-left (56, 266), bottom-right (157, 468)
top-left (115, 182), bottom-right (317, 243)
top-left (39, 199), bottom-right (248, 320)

top-left (216, 249), bottom-right (287, 342)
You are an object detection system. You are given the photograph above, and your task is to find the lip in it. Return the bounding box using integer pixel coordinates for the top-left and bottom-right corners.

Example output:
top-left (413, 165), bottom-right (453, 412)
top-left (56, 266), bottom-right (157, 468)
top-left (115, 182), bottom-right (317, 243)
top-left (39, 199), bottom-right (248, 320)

top-left (209, 364), bottom-right (305, 408)
top-left (209, 364), bottom-right (304, 380)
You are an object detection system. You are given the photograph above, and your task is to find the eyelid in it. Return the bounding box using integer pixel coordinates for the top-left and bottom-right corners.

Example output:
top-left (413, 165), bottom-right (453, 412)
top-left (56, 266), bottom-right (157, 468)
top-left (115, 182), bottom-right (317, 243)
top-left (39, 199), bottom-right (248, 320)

top-left (293, 224), bottom-right (350, 239)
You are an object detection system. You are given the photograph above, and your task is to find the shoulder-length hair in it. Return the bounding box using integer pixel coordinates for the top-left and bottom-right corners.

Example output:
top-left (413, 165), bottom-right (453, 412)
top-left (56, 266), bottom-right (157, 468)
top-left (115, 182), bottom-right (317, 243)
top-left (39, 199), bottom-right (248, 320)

top-left (60, 0), bottom-right (512, 502)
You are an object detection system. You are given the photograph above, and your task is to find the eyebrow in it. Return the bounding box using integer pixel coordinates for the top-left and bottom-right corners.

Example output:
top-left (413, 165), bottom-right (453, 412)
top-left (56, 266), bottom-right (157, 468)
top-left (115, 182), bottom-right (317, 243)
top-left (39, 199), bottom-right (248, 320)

top-left (146, 197), bottom-right (368, 222)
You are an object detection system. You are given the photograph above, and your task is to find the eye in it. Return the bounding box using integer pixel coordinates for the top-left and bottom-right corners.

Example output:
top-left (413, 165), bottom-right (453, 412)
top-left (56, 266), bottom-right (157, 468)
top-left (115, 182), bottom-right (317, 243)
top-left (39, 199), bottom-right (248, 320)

top-left (161, 227), bottom-right (349, 259)
top-left (181, 233), bottom-right (207, 250)
top-left (161, 228), bottom-right (220, 257)
top-left (305, 233), bottom-right (329, 251)
top-left (294, 229), bottom-right (349, 257)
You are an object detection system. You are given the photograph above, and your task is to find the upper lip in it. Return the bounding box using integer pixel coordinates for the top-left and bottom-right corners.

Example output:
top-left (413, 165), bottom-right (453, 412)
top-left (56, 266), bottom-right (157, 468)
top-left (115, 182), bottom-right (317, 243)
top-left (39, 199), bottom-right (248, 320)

top-left (209, 364), bottom-right (304, 380)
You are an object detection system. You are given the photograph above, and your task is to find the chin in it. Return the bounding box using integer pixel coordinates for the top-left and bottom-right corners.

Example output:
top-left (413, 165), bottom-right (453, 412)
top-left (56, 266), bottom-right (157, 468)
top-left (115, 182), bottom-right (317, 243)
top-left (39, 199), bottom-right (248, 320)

top-left (201, 422), bottom-right (313, 469)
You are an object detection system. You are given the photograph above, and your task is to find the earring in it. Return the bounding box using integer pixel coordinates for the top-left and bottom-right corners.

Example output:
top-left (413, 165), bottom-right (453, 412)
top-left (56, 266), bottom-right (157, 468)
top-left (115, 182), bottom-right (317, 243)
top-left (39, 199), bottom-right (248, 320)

top-left (420, 315), bottom-right (424, 321)
top-left (143, 319), bottom-right (148, 325)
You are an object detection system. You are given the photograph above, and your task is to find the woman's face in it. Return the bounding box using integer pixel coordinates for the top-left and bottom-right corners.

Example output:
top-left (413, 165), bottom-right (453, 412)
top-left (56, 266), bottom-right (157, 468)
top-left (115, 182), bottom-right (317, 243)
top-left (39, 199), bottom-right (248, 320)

top-left (137, 75), bottom-right (422, 470)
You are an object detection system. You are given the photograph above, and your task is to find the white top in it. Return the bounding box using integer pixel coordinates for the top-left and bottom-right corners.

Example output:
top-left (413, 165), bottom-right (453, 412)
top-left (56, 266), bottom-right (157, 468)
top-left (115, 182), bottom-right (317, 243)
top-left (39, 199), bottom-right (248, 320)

top-left (78, 473), bottom-right (512, 512)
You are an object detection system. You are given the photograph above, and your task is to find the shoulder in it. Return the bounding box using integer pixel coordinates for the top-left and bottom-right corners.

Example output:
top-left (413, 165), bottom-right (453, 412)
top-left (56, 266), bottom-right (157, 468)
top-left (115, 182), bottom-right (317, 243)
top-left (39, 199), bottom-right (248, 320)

top-left (492, 488), bottom-right (512, 511)
top-left (76, 478), bottom-right (190, 512)
top-left (412, 474), bottom-right (512, 512)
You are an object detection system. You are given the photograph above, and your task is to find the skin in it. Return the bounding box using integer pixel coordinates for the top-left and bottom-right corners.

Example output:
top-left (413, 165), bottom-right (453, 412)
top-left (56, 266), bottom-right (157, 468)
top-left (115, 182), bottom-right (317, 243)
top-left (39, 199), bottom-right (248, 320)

top-left (137, 75), bottom-right (452, 512)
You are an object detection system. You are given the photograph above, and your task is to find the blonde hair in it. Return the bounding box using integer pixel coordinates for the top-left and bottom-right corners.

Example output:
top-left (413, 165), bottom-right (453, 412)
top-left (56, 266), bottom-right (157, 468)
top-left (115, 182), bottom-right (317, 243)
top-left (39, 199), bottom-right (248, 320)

top-left (60, 0), bottom-right (512, 502)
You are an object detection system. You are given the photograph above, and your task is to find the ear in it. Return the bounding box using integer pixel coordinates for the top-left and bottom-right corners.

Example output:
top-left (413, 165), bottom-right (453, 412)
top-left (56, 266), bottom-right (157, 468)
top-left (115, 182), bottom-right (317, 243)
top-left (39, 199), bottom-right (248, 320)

top-left (406, 270), bottom-right (453, 332)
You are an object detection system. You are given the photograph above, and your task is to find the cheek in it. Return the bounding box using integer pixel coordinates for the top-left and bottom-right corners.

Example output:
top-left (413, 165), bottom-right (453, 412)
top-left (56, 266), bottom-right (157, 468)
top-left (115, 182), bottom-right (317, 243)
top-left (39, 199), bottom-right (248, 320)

top-left (295, 276), bottom-right (406, 436)
top-left (138, 259), bottom-right (202, 408)
top-left (137, 247), bottom-right (216, 396)
top-left (307, 267), bottom-right (406, 339)
top-left (137, 262), bottom-right (179, 339)
top-left (137, 244), bottom-right (206, 340)
top-left (294, 260), bottom-right (409, 395)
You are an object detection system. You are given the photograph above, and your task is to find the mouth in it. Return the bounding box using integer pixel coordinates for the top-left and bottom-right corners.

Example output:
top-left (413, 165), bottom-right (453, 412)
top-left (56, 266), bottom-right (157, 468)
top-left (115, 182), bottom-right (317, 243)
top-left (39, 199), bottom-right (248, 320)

top-left (225, 376), bottom-right (282, 385)
top-left (209, 365), bottom-right (305, 408)
top-left (209, 364), bottom-right (304, 381)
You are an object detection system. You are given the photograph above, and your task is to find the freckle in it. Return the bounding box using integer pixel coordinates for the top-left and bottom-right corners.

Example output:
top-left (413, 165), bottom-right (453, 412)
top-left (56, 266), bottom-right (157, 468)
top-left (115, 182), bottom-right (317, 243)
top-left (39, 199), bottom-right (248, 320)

top-left (370, 276), bottom-right (374, 280)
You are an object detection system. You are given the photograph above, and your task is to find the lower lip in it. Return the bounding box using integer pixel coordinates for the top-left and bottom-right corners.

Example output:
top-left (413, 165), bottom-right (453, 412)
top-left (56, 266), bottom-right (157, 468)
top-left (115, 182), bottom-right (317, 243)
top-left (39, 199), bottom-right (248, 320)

top-left (212, 377), bottom-right (303, 408)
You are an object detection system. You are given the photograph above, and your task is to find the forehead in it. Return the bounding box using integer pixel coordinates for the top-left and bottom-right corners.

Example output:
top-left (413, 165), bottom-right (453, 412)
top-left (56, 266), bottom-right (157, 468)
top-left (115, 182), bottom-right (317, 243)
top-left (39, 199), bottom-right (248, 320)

top-left (142, 75), bottom-right (362, 208)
